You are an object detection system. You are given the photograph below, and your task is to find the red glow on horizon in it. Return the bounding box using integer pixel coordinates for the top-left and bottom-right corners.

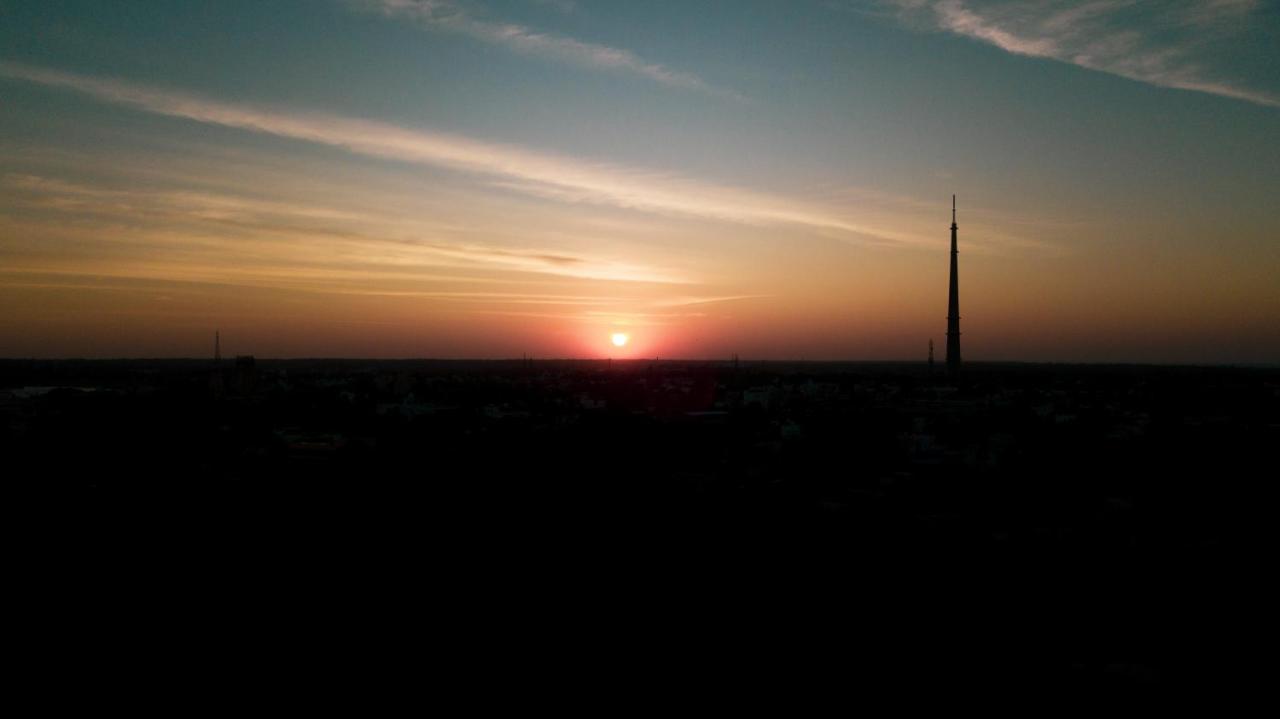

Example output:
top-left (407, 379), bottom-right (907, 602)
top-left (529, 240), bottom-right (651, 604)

top-left (566, 328), bottom-right (663, 359)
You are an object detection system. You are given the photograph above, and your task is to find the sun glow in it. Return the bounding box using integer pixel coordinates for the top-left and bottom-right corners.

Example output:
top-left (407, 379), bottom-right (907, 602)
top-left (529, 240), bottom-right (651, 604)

top-left (611, 332), bottom-right (629, 348)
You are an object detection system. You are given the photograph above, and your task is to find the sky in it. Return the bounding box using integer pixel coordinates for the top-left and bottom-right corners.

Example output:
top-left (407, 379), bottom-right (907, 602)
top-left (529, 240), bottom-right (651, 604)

top-left (1, 0), bottom-right (1277, 362)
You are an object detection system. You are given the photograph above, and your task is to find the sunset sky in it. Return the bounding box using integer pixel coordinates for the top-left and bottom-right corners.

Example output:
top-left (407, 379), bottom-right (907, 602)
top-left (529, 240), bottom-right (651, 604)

top-left (2, 1), bottom-right (1277, 362)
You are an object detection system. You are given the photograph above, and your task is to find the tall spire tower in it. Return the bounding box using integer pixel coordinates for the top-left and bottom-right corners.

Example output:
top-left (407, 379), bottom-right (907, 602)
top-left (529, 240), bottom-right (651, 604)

top-left (946, 195), bottom-right (962, 378)
top-left (210, 330), bottom-right (225, 398)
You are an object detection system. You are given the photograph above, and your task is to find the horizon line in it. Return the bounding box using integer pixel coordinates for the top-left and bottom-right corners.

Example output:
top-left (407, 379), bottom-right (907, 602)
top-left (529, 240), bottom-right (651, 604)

top-left (1, 357), bottom-right (1275, 369)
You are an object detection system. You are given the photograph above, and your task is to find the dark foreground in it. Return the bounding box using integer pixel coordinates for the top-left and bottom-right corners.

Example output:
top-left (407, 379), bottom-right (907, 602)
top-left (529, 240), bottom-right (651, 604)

top-left (6, 359), bottom-right (1274, 696)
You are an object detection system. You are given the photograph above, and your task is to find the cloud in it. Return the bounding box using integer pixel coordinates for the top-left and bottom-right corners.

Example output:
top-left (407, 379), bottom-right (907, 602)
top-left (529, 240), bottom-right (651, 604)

top-left (933, 0), bottom-right (1058, 57)
top-left (357, 0), bottom-right (739, 99)
top-left (0, 62), bottom-right (920, 245)
top-left (885, 0), bottom-right (1279, 108)
top-left (652, 295), bottom-right (769, 308)
top-left (1, 164), bottom-right (775, 325)
top-left (1, 171), bottom-right (685, 285)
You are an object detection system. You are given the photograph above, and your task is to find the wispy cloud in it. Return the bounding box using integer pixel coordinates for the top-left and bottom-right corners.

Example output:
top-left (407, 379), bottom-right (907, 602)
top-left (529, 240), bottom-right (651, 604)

top-left (0, 62), bottom-right (919, 245)
top-left (652, 295), bottom-right (770, 308)
top-left (1, 171), bottom-right (684, 285)
top-left (357, 0), bottom-right (739, 99)
top-left (932, 0), bottom-right (1058, 57)
top-left (885, 0), bottom-right (1279, 108)
top-left (0, 158), bottom-right (772, 328)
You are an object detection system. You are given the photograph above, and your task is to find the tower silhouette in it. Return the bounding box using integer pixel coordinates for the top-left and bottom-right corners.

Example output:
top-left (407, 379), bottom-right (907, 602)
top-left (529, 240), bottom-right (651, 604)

top-left (946, 196), bottom-right (961, 378)
top-left (210, 330), bottom-right (225, 398)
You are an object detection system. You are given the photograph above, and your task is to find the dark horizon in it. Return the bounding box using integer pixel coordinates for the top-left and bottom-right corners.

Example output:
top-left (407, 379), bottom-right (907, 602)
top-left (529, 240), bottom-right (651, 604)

top-left (9, 336), bottom-right (1273, 692)
top-left (4, 356), bottom-right (1277, 369)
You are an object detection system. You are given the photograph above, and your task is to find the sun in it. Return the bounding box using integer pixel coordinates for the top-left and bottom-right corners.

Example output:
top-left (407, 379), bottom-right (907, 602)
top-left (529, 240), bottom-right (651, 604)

top-left (611, 332), bottom-right (629, 348)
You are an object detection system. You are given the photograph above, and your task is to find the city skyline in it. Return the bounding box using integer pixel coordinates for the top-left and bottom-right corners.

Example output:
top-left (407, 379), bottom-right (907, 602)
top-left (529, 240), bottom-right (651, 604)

top-left (2, 1), bottom-right (1278, 363)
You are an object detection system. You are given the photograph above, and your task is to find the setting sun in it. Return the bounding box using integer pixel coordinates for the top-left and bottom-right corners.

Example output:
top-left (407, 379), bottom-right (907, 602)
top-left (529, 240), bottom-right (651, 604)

top-left (611, 333), bottom-right (629, 348)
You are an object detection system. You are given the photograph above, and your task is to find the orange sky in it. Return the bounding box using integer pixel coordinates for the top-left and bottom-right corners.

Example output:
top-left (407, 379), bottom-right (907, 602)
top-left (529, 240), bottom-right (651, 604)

top-left (2, 3), bottom-right (1278, 363)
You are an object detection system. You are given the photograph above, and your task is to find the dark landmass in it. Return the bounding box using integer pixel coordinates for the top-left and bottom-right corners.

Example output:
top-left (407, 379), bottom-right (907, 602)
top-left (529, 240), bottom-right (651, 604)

top-left (7, 358), bottom-right (1274, 694)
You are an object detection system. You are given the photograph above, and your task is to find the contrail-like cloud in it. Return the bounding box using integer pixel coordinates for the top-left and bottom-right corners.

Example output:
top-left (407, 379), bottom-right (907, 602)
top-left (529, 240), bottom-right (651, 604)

top-left (0, 62), bottom-right (916, 245)
top-left (357, 0), bottom-right (741, 99)
top-left (1, 172), bottom-right (686, 284)
top-left (884, 0), bottom-right (1279, 108)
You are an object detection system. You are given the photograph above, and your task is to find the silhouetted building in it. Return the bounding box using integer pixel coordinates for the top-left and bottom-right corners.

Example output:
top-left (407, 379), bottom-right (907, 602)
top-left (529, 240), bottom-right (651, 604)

top-left (946, 196), bottom-right (962, 378)
top-left (235, 355), bottom-right (257, 396)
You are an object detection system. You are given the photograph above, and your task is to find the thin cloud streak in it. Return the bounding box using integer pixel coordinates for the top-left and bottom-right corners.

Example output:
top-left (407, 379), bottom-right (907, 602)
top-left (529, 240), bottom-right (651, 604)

top-left (934, 0), bottom-right (1058, 57)
top-left (1, 172), bottom-right (685, 285)
top-left (653, 295), bottom-right (770, 308)
top-left (889, 0), bottom-right (1279, 108)
top-left (0, 62), bottom-right (920, 246)
top-left (360, 0), bottom-right (740, 99)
